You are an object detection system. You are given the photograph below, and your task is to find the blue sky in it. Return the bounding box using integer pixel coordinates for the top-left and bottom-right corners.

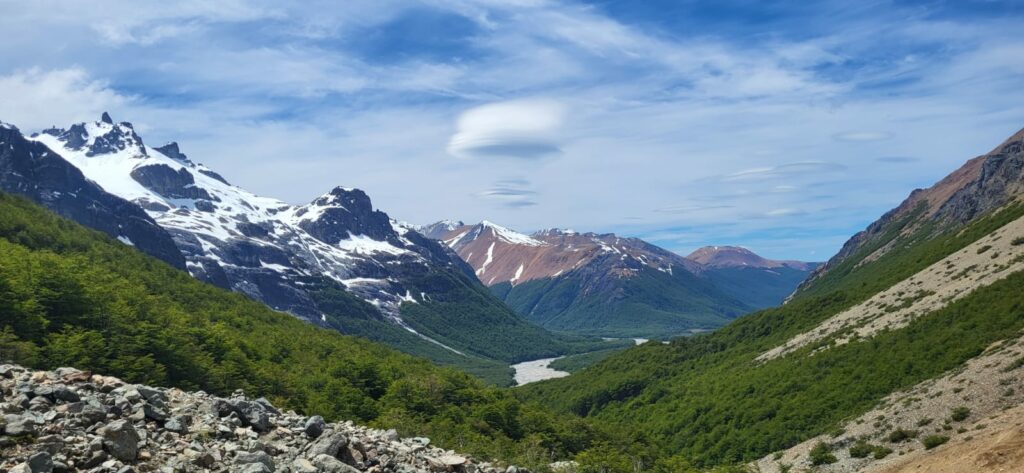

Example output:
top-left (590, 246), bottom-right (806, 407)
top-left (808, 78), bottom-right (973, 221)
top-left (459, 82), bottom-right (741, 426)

top-left (0, 0), bottom-right (1022, 260)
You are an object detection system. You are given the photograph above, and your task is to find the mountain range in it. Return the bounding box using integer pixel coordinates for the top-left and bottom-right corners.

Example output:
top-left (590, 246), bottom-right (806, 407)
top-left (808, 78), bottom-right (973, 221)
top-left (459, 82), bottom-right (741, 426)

top-left (422, 220), bottom-right (816, 337)
top-left (520, 126), bottom-right (1024, 471)
top-left (4, 109), bottom-right (1024, 472)
top-left (0, 114), bottom-right (616, 385)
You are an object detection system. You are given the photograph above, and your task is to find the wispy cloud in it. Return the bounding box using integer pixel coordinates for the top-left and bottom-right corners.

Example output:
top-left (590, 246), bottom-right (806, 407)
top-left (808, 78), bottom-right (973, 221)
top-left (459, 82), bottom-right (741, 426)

top-left (0, 0), bottom-right (1022, 259)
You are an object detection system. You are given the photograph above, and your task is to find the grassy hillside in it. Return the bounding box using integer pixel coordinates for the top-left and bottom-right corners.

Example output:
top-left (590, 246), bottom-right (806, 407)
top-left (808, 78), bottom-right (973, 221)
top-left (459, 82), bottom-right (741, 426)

top-left (493, 267), bottom-right (750, 338)
top-left (0, 192), bottom-right (619, 469)
top-left (518, 202), bottom-right (1024, 468)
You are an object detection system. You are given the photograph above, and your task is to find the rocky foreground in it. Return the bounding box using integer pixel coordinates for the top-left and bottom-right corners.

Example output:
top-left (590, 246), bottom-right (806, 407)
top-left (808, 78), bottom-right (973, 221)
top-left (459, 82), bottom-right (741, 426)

top-left (0, 364), bottom-right (524, 473)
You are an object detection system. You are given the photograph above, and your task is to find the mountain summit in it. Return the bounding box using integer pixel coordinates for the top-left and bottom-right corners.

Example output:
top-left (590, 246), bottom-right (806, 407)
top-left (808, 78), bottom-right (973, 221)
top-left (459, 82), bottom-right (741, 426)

top-left (688, 245), bottom-right (813, 271)
top-left (425, 220), bottom-right (816, 337)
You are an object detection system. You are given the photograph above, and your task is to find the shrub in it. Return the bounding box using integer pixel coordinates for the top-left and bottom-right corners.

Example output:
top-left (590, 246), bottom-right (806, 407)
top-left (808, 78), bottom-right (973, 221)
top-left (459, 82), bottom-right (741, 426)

top-left (977, 245), bottom-right (993, 254)
top-left (950, 406), bottom-right (970, 422)
top-left (848, 441), bottom-right (874, 458)
top-left (916, 418), bottom-right (933, 427)
top-left (887, 428), bottom-right (918, 443)
top-left (809, 442), bottom-right (837, 465)
top-left (873, 446), bottom-right (894, 459)
top-left (1012, 237), bottom-right (1024, 246)
top-left (922, 435), bottom-right (949, 450)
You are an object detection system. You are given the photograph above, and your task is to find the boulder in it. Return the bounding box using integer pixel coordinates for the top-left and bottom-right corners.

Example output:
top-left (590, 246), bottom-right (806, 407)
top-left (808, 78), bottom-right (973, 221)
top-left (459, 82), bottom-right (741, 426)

top-left (99, 419), bottom-right (140, 462)
top-left (304, 415), bottom-right (326, 438)
top-left (306, 430), bottom-right (348, 457)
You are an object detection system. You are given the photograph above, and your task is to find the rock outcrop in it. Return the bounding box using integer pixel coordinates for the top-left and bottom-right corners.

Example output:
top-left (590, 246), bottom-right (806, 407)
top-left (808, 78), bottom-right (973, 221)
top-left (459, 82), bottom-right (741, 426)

top-left (0, 364), bottom-right (515, 473)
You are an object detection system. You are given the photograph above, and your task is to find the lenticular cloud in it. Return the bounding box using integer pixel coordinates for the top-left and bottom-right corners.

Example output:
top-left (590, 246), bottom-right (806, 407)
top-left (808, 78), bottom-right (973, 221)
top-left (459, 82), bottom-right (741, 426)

top-left (447, 99), bottom-right (566, 159)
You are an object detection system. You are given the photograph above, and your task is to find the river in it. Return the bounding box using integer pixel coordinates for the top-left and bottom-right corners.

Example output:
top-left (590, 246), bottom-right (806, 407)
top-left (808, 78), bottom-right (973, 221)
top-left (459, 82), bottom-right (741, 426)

top-left (512, 338), bottom-right (650, 386)
top-left (511, 357), bottom-right (569, 386)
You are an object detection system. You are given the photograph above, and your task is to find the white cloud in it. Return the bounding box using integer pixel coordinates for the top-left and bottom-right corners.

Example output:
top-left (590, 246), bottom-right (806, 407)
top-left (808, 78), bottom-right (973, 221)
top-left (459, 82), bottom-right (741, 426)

top-left (0, 68), bottom-right (132, 131)
top-left (447, 99), bottom-right (567, 159)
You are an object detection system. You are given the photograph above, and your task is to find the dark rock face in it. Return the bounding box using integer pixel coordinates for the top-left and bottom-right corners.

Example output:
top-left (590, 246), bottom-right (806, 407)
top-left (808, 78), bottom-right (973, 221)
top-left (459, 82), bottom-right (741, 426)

top-left (937, 132), bottom-right (1024, 226)
top-left (130, 164), bottom-right (214, 201)
top-left (198, 168), bottom-right (230, 185)
top-left (0, 125), bottom-right (186, 270)
top-left (154, 142), bottom-right (191, 163)
top-left (41, 114), bottom-right (147, 158)
top-left (297, 187), bottom-right (396, 244)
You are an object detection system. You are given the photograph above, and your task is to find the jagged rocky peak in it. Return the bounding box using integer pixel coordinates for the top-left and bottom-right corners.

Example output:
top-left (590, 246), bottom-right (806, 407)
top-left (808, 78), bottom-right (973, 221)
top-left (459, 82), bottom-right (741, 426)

top-left (296, 186), bottom-right (397, 244)
top-left (154, 141), bottom-right (192, 164)
top-left (40, 112), bottom-right (147, 157)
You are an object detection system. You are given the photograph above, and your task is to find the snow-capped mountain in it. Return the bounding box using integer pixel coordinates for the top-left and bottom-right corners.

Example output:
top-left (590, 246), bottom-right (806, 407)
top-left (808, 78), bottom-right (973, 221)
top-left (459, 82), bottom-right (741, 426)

top-left (0, 120), bottom-right (185, 269)
top-left (437, 221), bottom-right (700, 286)
top-left (29, 115), bottom-right (456, 322)
top-left (426, 221), bottom-right (817, 337)
top-left (1, 114), bottom-right (599, 380)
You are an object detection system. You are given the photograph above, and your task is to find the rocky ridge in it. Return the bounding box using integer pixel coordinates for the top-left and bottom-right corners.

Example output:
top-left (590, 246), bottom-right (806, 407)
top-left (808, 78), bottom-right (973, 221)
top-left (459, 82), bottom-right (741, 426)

top-left (0, 364), bottom-right (520, 473)
top-left (801, 127), bottom-right (1024, 291)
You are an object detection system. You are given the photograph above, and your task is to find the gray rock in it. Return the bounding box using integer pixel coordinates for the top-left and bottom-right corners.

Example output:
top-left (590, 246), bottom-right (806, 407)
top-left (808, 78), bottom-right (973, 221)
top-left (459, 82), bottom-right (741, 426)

top-left (4, 414), bottom-right (37, 436)
top-left (306, 430), bottom-right (348, 457)
top-left (142, 403), bottom-right (168, 422)
top-left (304, 415), bottom-right (325, 438)
top-left (235, 450), bottom-right (274, 470)
top-left (135, 386), bottom-right (167, 406)
top-left (233, 400), bottom-right (272, 432)
top-left (164, 416), bottom-right (187, 433)
top-left (34, 385), bottom-right (80, 403)
top-left (26, 451), bottom-right (54, 473)
top-left (99, 419), bottom-right (140, 462)
top-left (292, 458), bottom-right (318, 473)
top-left (78, 405), bottom-right (107, 426)
top-left (312, 454), bottom-right (360, 473)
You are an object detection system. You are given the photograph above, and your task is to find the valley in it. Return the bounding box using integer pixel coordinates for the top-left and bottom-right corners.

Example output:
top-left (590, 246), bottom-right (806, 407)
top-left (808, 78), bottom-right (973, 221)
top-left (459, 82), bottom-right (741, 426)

top-left (1, 4), bottom-right (1022, 471)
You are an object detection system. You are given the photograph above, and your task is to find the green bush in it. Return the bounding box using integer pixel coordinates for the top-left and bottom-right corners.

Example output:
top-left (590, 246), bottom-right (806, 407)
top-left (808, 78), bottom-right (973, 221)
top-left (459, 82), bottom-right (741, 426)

top-left (1011, 237), bottom-right (1024, 246)
top-left (809, 442), bottom-right (837, 465)
top-left (887, 428), bottom-right (918, 443)
top-left (922, 435), bottom-right (949, 450)
top-left (872, 446), bottom-right (894, 459)
top-left (848, 441), bottom-right (874, 458)
top-left (950, 406), bottom-right (971, 422)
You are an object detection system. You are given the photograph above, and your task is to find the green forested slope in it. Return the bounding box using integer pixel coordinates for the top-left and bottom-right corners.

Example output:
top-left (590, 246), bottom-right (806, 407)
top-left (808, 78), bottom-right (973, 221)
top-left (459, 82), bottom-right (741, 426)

top-left (492, 267), bottom-right (750, 338)
top-left (701, 265), bottom-right (815, 309)
top-left (0, 192), bottom-right (615, 468)
top-left (518, 203), bottom-right (1024, 468)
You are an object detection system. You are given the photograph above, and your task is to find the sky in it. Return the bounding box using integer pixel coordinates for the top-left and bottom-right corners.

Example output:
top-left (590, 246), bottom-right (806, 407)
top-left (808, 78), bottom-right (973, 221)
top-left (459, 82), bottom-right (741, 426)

top-left (0, 0), bottom-right (1022, 261)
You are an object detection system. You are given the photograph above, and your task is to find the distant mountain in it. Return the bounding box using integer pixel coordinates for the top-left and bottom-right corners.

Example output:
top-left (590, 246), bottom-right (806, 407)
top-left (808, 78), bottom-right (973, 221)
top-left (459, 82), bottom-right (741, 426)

top-left (425, 221), bottom-right (815, 337)
top-left (688, 246), bottom-right (819, 309)
top-left (520, 126), bottom-right (1024, 471)
top-left (687, 245), bottom-right (814, 271)
top-left (0, 114), bottom-right (612, 384)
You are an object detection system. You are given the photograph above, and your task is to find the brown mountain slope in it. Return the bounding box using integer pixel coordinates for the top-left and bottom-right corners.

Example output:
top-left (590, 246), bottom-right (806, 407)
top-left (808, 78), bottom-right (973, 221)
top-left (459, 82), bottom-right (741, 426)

top-left (687, 245), bottom-right (814, 271)
top-left (436, 222), bottom-right (698, 287)
top-left (801, 127), bottom-right (1024, 290)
